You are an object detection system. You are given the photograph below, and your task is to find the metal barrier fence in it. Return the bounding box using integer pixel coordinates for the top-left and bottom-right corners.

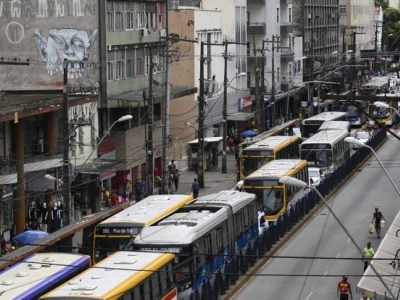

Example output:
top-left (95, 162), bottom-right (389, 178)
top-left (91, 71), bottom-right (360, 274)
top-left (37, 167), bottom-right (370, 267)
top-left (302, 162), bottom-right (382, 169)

top-left (189, 128), bottom-right (387, 300)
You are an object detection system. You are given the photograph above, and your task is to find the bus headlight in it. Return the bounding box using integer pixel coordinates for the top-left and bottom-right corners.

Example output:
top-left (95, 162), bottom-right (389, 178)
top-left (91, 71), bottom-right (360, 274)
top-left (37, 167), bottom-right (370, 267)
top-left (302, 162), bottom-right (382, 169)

top-left (95, 250), bottom-right (99, 258)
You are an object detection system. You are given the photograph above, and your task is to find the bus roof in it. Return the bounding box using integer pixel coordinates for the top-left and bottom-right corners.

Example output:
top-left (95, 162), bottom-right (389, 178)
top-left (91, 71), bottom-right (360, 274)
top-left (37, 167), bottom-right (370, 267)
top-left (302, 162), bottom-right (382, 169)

top-left (317, 121), bottom-right (350, 132)
top-left (96, 195), bottom-right (194, 228)
top-left (242, 135), bottom-right (299, 152)
top-left (301, 129), bottom-right (349, 145)
top-left (303, 111), bottom-right (346, 123)
top-left (40, 251), bottom-right (174, 300)
top-left (245, 159), bottom-right (307, 180)
top-left (0, 253), bottom-right (90, 299)
top-left (134, 191), bottom-right (256, 246)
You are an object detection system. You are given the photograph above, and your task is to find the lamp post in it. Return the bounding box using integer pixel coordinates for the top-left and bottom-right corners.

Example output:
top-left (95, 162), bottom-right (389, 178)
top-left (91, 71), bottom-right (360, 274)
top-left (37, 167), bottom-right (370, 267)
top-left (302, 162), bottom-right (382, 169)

top-left (279, 176), bottom-right (396, 300)
top-left (344, 137), bottom-right (400, 197)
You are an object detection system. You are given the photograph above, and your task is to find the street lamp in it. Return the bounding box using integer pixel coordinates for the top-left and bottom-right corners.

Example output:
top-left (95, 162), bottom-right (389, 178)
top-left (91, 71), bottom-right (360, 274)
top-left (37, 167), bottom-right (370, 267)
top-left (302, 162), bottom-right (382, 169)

top-left (222, 72), bottom-right (247, 174)
top-left (374, 101), bottom-right (400, 118)
top-left (344, 137), bottom-right (400, 197)
top-left (279, 176), bottom-right (396, 299)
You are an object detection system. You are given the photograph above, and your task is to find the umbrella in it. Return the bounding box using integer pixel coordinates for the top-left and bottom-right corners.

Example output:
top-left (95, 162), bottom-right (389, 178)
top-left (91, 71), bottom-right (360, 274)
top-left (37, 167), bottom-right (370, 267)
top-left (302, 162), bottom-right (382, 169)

top-left (13, 230), bottom-right (49, 245)
top-left (242, 130), bottom-right (258, 137)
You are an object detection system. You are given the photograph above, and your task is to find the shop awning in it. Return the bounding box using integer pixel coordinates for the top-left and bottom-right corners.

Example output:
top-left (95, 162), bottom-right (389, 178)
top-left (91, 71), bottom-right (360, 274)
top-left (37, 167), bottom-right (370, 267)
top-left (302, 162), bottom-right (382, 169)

top-left (227, 112), bottom-right (255, 121)
top-left (79, 159), bottom-right (126, 179)
top-left (188, 137), bottom-right (223, 145)
top-left (0, 158), bottom-right (63, 185)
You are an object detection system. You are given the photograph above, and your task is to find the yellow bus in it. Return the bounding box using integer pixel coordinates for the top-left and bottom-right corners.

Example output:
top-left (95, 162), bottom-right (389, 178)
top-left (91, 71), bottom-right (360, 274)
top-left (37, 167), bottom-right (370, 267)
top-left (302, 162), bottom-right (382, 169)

top-left (368, 94), bottom-right (399, 126)
top-left (243, 159), bottom-right (309, 222)
top-left (40, 251), bottom-right (177, 300)
top-left (92, 194), bottom-right (194, 264)
top-left (240, 135), bottom-right (301, 179)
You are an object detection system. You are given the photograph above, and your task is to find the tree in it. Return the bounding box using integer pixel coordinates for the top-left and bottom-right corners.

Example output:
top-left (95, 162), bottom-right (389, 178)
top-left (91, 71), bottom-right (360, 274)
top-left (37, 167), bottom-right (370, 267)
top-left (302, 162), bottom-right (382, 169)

top-left (383, 8), bottom-right (400, 50)
top-left (376, 0), bottom-right (389, 11)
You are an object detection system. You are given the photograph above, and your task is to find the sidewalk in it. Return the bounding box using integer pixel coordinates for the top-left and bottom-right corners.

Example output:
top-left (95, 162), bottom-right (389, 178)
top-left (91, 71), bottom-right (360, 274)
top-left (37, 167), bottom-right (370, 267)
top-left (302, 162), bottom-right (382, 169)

top-left (73, 154), bottom-right (238, 248)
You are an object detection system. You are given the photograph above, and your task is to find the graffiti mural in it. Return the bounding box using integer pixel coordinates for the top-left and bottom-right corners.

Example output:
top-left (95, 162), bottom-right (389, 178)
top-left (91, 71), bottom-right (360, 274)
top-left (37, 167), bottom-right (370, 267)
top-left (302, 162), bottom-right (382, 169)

top-left (34, 28), bottom-right (98, 77)
top-left (0, 0), bottom-right (99, 90)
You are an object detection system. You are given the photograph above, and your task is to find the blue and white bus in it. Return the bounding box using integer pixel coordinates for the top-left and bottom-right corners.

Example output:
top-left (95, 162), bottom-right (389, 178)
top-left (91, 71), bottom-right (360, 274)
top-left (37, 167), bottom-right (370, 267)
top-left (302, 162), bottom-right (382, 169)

top-left (339, 99), bottom-right (367, 126)
top-left (134, 190), bottom-right (259, 300)
top-left (0, 253), bottom-right (90, 299)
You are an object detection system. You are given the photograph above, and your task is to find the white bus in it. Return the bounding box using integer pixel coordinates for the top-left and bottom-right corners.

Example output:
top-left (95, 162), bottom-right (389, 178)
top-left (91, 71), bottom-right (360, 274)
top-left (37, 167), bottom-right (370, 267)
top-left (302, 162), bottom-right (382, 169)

top-left (300, 129), bottom-right (351, 172)
top-left (301, 111), bottom-right (347, 140)
top-left (317, 121), bottom-right (351, 133)
top-left (360, 77), bottom-right (389, 96)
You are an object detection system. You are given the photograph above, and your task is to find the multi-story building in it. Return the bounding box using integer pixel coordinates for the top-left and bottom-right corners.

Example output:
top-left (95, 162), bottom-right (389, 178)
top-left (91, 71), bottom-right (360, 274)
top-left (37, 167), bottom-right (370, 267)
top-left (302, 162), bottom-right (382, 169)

top-left (248, 0), bottom-right (304, 124)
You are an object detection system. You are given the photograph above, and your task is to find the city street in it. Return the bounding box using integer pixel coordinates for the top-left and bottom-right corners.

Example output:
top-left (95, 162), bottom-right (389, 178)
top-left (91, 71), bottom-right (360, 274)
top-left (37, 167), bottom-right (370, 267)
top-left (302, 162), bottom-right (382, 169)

top-left (233, 134), bottom-right (400, 300)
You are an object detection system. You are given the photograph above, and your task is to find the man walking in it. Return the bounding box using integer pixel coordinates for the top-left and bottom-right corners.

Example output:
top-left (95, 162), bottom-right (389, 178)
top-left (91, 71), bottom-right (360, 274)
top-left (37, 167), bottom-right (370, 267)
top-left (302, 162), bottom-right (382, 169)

top-left (337, 275), bottom-right (353, 300)
top-left (135, 179), bottom-right (143, 202)
top-left (191, 178), bottom-right (199, 198)
top-left (362, 242), bottom-right (374, 272)
top-left (372, 208), bottom-right (385, 239)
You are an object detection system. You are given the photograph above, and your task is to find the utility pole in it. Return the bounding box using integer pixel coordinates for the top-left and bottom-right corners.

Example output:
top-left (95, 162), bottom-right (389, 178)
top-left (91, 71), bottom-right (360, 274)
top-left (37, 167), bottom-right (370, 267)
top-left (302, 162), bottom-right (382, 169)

top-left (62, 59), bottom-right (72, 226)
top-left (265, 35), bottom-right (279, 127)
top-left (162, 40), bottom-right (171, 194)
top-left (261, 41), bottom-right (266, 128)
top-left (255, 67), bottom-right (262, 132)
top-left (198, 42), bottom-right (205, 188)
top-left (222, 41), bottom-right (228, 174)
top-left (147, 52), bottom-right (154, 196)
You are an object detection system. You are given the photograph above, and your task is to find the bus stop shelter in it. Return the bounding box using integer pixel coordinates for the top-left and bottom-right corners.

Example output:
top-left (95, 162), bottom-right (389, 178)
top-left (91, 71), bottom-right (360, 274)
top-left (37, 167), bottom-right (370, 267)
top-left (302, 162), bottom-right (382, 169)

top-left (188, 137), bottom-right (223, 172)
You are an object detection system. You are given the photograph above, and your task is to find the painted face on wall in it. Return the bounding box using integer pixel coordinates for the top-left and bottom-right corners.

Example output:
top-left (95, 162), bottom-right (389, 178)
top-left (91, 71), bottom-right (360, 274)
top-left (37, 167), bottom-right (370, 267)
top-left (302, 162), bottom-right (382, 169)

top-left (34, 28), bottom-right (98, 77)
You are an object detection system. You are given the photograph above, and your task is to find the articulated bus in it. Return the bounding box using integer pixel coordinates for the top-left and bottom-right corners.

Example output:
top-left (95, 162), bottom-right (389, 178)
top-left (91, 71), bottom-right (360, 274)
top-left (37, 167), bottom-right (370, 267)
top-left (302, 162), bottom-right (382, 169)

top-left (360, 77), bottom-right (389, 96)
top-left (40, 251), bottom-right (177, 300)
top-left (243, 159), bottom-right (309, 222)
top-left (0, 253), bottom-right (90, 299)
top-left (339, 99), bottom-right (368, 126)
top-left (93, 194), bottom-right (194, 264)
top-left (301, 111), bottom-right (347, 140)
top-left (135, 191), bottom-right (258, 300)
top-left (239, 135), bottom-right (301, 179)
top-left (300, 129), bottom-right (351, 172)
top-left (368, 93), bottom-right (399, 126)
top-left (317, 121), bottom-right (351, 133)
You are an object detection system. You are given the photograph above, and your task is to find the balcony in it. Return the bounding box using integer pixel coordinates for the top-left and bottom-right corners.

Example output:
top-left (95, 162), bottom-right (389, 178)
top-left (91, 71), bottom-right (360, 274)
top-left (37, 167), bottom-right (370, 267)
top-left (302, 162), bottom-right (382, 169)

top-left (280, 23), bottom-right (293, 35)
top-left (247, 0), bottom-right (265, 3)
top-left (280, 0), bottom-right (293, 3)
top-left (280, 52), bottom-right (294, 63)
top-left (247, 23), bottom-right (266, 35)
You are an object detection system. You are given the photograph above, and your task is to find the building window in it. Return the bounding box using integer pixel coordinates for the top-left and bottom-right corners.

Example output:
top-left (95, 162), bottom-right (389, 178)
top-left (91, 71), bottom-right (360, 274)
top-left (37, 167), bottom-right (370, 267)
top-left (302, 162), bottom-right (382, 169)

top-left (340, 5), bottom-right (346, 14)
top-left (136, 48), bottom-right (145, 76)
top-left (126, 12), bottom-right (134, 29)
top-left (107, 11), bottom-right (114, 31)
top-left (107, 62), bottom-right (113, 80)
top-left (115, 12), bottom-right (123, 30)
top-left (277, 8), bottom-right (279, 22)
top-left (289, 8), bottom-right (292, 22)
top-left (277, 67), bottom-right (280, 82)
top-left (127, 49), bottom-right (135, 77)
top-left (116, 60), bottom-right (124, 79)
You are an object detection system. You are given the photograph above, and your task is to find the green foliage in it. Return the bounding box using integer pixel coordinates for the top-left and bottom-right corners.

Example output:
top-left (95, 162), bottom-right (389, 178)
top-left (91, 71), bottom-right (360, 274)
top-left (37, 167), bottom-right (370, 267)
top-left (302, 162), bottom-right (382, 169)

top-left (383, 8), bottom-right (400, 50)
top-left (375, 0), bottom-right (389, 10)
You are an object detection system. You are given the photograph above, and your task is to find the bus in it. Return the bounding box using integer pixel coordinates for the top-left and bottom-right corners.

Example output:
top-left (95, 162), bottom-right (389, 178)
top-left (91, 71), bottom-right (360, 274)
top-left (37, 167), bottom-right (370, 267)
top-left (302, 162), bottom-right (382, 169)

top-left (301, 111), bottom-right (347, 140)
top-left (239, 135), bottom-right (301, 179)
top-left (368, 93), bottom-right (399, 126)
top-left (93, 194), bottom-right (194, 264)
top-left (360, 77), bottom-right (389, 96)
top-left (300, 129), bottom-right (351, 172)
top-left (134, 191), bottom-right (258, 300)
top-left (242, 160), bottom-right (309, 222)
top-left (317, 121), bottom-right (351, 133)
top-left (0, 253), bottom-right (90, 299)
top-left (40, 251), bottom-right (177, 300)
top-left (338, 99), bottom-right (367, 126)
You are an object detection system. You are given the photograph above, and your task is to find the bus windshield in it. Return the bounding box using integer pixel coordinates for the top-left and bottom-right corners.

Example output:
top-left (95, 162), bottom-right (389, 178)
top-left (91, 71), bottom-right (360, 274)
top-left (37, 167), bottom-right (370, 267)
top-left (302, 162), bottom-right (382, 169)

top-left (370, 106), bottom-right (390, 119)
top-left (346, 105), bottom-right (360, 117)
top-left (241, 156), bottom-right (273, 177)
top-left (300, 149), bottom-right (333, 168)
top-left (301, 124), bottom-right (321, 139)
top-left (243, 187), bottom-right (283, 216)
top-left (94, 237), bottom-right (135, 263)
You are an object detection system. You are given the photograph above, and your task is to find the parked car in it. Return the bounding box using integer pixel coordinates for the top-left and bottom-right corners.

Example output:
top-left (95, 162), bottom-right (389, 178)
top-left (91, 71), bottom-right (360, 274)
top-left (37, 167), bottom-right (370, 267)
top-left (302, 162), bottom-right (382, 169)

top-left (308, 167), bottom-right (322, 187)
top-left (353, 131), bottom-right (371, 149)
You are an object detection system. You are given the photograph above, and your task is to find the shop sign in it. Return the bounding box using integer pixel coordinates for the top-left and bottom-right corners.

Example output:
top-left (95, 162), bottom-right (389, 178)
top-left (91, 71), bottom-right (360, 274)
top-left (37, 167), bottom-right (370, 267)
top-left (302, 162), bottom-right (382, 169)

top-left (238, 95), bottom-right (252, 112)
top-left (301, 101), bottom-right (308, 108)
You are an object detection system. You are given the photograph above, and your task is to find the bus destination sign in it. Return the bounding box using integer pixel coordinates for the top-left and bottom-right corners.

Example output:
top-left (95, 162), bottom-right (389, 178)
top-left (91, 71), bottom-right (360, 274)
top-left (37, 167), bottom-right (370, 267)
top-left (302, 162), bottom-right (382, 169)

top-left (140, 247), bottom-right (182, 253)
top-left (96, 227), bottom-right (139, 235)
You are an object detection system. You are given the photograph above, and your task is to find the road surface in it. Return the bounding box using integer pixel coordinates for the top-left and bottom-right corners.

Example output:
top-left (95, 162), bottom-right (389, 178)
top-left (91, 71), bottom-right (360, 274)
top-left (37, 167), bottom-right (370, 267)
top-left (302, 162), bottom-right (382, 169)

top-left (233, 134), bottom-right (400, 300)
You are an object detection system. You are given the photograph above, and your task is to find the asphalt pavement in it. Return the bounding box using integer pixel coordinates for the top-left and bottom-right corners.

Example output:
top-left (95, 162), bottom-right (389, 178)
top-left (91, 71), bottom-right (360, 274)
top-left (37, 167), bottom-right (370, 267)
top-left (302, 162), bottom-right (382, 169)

top-left (233, 130), bottom-right (400, 300)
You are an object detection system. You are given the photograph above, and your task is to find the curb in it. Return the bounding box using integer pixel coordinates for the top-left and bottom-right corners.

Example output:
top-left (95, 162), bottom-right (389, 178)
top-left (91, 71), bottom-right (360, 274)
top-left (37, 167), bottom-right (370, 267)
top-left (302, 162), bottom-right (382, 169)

top-left (222, 136), bottom-right (388, 299)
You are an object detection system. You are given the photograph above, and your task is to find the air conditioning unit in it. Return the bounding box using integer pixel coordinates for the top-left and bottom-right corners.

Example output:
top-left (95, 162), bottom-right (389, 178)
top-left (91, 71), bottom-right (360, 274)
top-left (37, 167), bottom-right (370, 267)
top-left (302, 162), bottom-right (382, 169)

top-left (140, 28), bottom-right (148, 37)
top-left (308, 14), bottom-right (312, 19)
top-left (204, 81), bottom-right (210, 94)
top-left (107, 45), bottom-right (111, 51)
top-left (160, 29), bottom-right (166, 37)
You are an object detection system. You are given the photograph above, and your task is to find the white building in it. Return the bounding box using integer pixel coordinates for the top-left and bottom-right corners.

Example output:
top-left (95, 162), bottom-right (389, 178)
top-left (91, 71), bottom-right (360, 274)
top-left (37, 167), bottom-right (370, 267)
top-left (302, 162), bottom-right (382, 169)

top-left (375, 6), bottom-right (383, 51)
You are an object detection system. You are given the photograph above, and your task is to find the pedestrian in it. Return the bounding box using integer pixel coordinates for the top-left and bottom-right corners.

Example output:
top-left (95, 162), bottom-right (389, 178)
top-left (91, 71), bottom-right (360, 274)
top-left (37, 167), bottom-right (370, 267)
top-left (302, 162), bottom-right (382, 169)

top-left (1, 236), bottom-right (9, 255)
top-left (192, 178), bottom-right (199, 198)
top-left (234, 146), bottom-right (239, 163)
top-left (104, 187), bottom-right (111, 207)
top-left (111, 193), bottom-right (119, 207)
top-left (10, 224), bottom-right (17, 247)
top-left (362, 242), bottom-right (374, 272)
top-left (141, 180), bottom-right (147, 199)
top-left (135, 179), bottom-right (143, 202)
top-left (228, 137), bottom-right (234, 153)
top-left (337, 275), bottom-right (353, 300)
top-left (169, 160), bottom-right (176, 173)
top-left (125, 180), bottom-right (132, 199)
top-left (372, 207), bottom-right (385, 239)
top-left (173, 169), bottom-right (180, 192)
